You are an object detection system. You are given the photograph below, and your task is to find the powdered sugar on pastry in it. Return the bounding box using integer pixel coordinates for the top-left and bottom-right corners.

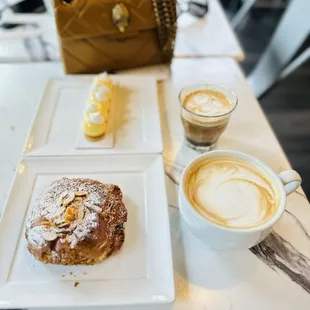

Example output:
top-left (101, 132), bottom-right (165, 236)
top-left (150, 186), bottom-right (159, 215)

top-left (25, 177), bottom-right (127, 265)
top-left (27, 178), bottom-right (106, 248)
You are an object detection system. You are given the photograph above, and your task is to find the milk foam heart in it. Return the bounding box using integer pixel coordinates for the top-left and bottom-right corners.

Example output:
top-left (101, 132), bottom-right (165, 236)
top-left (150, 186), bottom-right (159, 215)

top-left (187, 159), bottom-right (279, 228)
top-left (183, 89), bottom-right (232, 116)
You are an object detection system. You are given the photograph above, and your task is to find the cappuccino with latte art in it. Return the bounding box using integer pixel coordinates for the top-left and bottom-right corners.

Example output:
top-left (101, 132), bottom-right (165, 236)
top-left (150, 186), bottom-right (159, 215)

top-left (184, 157), bottom-right (281, 229)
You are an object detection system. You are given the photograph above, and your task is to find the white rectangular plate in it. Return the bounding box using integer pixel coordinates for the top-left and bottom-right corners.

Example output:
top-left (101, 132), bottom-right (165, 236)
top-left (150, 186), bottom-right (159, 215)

top-left (0, 155), bottom-right (174, 308)
top-left (23, 75), bottom-right (162, 156)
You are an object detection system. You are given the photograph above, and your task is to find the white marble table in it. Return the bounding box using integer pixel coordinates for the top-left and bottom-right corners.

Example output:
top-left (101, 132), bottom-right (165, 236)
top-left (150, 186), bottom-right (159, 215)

top-left (1, 58), bottom-right (310, 310)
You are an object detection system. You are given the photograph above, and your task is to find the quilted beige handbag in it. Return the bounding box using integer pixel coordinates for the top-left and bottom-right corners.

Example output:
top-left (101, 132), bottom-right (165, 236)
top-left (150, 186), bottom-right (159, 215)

top-left (53, 0), bottom-right (177, 74)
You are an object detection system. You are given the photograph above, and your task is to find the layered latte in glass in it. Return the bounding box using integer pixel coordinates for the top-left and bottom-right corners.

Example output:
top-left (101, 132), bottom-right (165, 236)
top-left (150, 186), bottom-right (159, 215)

top-left (180, 84), bottom-right (237, 151)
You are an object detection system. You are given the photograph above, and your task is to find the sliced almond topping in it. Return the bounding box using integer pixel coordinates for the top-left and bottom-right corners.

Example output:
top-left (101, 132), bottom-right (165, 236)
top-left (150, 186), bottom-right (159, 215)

top-left (63, 192), bottom-right (75, 207)
top-left (84, 207), bottom-right (90, 217)
top-left (77, 207), bottom-right (85, 222)
top-left (45, 221), bottom-right (57, 228)
top-left (60, 191), bottom-right (69, 199)
top-left (41, 229), bottom-right (58, 241)
top-left (69, 223), bottom-right (77, 231)
top-left (31, 220), bottom-right (56, 228)
top-left (57, 197), bottom-right (63, 207)
top-left (30, 220), bottom-right (47, 228)
top-left (57, 222), bottom-right (70, 228)
top-left (55, 216), bottom-right (65, 225)
top-left (57, 191), bottom-right (68, 206)
top-left (75, 191), bottom-right (88, 197)
top-left (86, 204), bottom-right (102, 213)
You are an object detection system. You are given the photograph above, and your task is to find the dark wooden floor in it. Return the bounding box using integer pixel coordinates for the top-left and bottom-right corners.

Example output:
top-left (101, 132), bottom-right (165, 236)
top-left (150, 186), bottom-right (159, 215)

top-left (226, 7), bottom-right (310, 198)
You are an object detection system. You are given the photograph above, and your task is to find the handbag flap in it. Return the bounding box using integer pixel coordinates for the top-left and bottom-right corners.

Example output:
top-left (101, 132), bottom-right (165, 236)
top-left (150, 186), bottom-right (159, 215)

top-left (54, 0), bottom-right (157, 39)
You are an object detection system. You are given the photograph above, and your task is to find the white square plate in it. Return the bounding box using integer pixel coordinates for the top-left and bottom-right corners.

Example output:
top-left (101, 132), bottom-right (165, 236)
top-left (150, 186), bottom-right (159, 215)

top-left (0, 155), bottom-right (174, 308)
top-left (23, 75), bottom-right (162, 156)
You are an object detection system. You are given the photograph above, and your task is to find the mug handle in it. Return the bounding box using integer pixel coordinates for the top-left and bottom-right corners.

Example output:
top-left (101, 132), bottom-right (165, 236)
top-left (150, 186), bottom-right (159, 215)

top-left (278, 170), bottom-right (302, 196)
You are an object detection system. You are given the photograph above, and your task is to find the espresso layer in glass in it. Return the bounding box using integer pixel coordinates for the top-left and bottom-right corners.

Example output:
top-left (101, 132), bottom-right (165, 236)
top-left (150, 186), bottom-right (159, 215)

top-left (181, 114), bottom-right (229, 147)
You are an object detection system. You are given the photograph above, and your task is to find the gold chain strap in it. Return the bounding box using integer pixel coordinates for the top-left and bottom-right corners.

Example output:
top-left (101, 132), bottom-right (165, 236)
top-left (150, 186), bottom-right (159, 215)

top-left (152, 0), bottom-right (177, 62)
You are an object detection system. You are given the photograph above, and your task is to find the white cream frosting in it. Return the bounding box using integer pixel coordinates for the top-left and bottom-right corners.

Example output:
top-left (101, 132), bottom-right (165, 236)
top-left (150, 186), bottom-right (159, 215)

top-left (86, 101), bottom-right (98, 113)
top-left (97, 72), bottom-right (112, 84)
top-left (94, 89), bottom-right (110, 102)
top-left (184, 90), bottom-right (231, 116)
top-left (88, 112), bottom-right (104, 125)
top-left (188, 159), bottom-right (278, 228)
top-left (98, 72), bottom-right (108, 81)
top-left (90, 82), bottom-right (111, 92)
top-left (90, 82), bottom-right (97, 93)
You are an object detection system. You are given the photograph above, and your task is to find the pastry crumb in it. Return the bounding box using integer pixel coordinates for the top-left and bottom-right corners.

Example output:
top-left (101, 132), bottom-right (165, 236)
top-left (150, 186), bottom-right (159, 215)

top-left (70, 272), bottom-right (73, 275)
top-left (83, 272), bottom-right (87, 275)
top-left (61, 275), bottom-right (65, 278)
top-left (74, 282), bottom-right (79, 287)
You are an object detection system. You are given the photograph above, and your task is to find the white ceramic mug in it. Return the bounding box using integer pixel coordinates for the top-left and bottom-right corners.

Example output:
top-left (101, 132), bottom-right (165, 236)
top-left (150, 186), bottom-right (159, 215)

top-left (179, 150), bottom-right (302, 250)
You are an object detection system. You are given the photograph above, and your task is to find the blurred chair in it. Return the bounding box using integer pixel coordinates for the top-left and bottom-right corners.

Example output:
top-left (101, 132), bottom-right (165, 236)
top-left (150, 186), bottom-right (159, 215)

top-left (231, 0), bottom-right (256, 29)
top-left (247, 0), bottom-right (310, 98)
top-left (230, 0), bottom-right (288, 30)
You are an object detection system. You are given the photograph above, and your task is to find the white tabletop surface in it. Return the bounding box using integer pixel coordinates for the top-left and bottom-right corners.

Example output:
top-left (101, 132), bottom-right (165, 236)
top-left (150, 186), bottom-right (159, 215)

top-left (1, 58), bottom-right (310, 310)
top-left (0, 0), bottom-right (244, 62)
top-left (175, 0), bottom-right (244, 60)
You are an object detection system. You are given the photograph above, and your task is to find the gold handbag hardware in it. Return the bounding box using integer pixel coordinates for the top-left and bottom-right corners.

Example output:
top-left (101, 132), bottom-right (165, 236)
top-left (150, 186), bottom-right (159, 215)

top-left (112, 3), bottom-right (130, 33)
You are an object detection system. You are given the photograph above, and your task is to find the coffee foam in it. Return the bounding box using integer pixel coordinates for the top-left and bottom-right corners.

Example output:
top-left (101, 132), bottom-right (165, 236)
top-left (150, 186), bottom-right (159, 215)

top-left (183, 90), bottom-right (232, 117)
top-left (186, 158), bottom-right (280, 229)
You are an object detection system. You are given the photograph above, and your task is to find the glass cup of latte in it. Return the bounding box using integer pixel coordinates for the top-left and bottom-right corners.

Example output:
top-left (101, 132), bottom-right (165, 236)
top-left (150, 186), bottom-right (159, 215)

top-left (179, 84), bottom-right (238, 151)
